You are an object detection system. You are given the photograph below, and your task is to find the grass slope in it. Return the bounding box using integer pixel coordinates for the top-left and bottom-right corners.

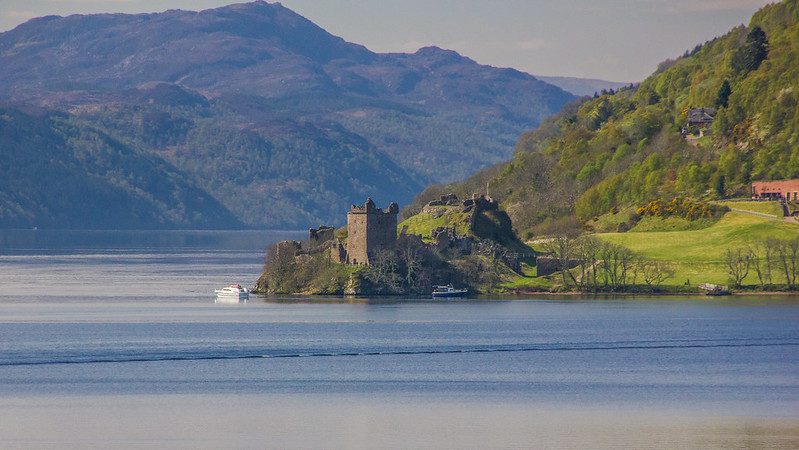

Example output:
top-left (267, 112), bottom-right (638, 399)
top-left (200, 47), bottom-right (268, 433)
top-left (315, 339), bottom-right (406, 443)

top-left (718, 200), bottom-right (783, 217)
top-left (598, 211), bottom-right (798, 285)
top-left (398, 206), bottom-right (471, 240)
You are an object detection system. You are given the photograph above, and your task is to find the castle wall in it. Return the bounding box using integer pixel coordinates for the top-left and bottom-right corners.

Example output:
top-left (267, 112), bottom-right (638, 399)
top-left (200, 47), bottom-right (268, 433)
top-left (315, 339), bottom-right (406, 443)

top-left (346, 199), bottom-right (398, 265)
top-left (308, 226), bottom-right (335, 249)
top-left (347, 212), bottom-right (369, 265)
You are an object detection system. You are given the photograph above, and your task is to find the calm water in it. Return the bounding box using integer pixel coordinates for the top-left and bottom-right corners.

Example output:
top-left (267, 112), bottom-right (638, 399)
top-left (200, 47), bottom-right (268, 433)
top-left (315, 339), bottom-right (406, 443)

top-left (0, 230), bottom-right (798, 448)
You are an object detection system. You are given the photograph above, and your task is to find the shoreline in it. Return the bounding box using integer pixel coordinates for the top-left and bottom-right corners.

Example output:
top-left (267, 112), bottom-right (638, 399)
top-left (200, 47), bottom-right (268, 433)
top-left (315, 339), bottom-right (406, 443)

top-left (253, 290), bottom-right (799, 301)
top-left (507, 290), bottom-right (799, 297)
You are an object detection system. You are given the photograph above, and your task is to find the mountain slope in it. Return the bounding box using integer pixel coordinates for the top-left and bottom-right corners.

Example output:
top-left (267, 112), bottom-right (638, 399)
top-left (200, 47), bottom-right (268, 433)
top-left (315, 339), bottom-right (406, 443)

top-left (0, 1), bottom-right (574, 229)
top-left (0, 107), bottom-right (239, 229)
top-left (408, 0), bottom-right (799, 237)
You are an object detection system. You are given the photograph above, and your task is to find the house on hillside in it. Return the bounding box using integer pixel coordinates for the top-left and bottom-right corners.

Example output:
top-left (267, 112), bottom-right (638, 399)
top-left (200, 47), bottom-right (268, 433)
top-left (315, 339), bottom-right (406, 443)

top-left (683, 107), bottom-right (716, 137)
top-left (752, 179), bottom-right (799, 201)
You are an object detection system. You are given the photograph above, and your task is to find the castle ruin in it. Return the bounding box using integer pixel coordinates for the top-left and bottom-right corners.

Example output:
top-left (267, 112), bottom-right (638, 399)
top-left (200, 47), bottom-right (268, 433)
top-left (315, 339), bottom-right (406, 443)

top-left (269, 198), bottom-right (398, 267)
top-left (345, 198), bottom-right (398, 265)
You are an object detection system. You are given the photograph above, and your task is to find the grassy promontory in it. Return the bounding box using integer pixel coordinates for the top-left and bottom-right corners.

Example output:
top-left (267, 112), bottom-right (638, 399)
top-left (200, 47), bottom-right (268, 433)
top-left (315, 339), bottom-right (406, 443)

top-left (256, 197), bottom-right (535, 296)
top-left (256, 197), bottom-right (798, 296)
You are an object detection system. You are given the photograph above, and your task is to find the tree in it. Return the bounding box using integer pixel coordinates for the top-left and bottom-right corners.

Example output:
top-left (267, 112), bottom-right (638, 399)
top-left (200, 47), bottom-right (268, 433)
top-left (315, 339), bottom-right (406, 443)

top-left (398, 237), bottom-right (425, 292)
top-left (714, 174), bottom-right (726, 198)
top-left (364, 249), bottom-right (401, 293)
top-left (641, 261), bottom-right (674, 290)
top-left (476, 240), bottom-right (507, 292)
top-left (597, 241), bottom-right (635, 291)
top-left (750, 238), bottom-right (779, 289)
top-left (262, 242), bottom-right (299, 293)
top-left (775, 237), bottom-right (799, 289)
top-left (574, 236), bottom-right (601, 291)
top-left (543, 235), bottom-right (579, 288)
top-left (731, 25), bottom-right (769, 75)
top-left (715, 79), bottom-right (732, 108)
top-left (725, 247), bottom-right (752, 287)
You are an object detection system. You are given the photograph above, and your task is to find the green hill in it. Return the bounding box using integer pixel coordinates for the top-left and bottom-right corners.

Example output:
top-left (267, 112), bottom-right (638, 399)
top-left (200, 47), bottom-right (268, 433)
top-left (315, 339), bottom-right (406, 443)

top-left (0, 107), bottom-right (239, 229)
top-left (598, 211), bottom-right (797, 286)
top-left (409, 0), bottom-right (799, 237)
top-left (0, 2), bottom-right (573, 229)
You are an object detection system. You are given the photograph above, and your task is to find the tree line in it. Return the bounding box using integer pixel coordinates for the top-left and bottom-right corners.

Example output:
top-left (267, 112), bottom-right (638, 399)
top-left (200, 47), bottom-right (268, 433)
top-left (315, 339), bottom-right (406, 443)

top-left (543, 236), bottom-right (674, 293)
top-left (544, 234), bottom-right (799, 293)
top-left (725, 237), bottom-right (799, 290)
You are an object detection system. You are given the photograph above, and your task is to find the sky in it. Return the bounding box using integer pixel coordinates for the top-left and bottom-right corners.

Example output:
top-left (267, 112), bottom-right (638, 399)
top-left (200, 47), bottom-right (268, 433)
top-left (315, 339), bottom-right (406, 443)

top-left (0, 0), bottom-right (775, 82)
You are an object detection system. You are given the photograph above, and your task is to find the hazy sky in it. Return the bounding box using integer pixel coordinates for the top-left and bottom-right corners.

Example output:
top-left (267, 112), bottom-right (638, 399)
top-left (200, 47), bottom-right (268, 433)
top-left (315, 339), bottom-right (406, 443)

top-left (0, 0), bottom-right (774, 81)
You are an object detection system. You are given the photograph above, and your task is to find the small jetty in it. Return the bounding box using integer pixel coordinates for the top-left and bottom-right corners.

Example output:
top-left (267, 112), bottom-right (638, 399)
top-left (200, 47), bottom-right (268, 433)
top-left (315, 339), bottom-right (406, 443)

top-left (698, 283), bottom-right (731, 296)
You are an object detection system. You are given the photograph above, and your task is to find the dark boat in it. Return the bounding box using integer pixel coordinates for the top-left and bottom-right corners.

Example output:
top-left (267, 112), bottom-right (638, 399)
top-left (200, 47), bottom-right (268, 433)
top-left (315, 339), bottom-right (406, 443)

top-left (432, 284), bottom-right (468, 298)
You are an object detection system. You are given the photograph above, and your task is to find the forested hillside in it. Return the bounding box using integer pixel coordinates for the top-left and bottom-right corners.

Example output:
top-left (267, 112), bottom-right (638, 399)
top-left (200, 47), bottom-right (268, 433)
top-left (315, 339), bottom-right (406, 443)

top-left (0, 1), bottom-right (573, 229)
top-left (0, 107), bottom-right (238, 229)
top-left (410, 0), bottom-right (799, 237)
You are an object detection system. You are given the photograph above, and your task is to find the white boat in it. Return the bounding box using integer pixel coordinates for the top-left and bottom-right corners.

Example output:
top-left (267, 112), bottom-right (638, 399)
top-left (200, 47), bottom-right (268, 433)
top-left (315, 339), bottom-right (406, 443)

top-left (215, 284), bottom-right (249, 303)
top-left (432, 284), bottom-right (468, 298)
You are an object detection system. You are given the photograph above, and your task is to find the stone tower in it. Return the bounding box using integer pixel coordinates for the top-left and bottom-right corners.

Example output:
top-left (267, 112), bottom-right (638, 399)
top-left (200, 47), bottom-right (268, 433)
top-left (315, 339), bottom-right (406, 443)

top-left (346, 198), bottom-right (398, 265)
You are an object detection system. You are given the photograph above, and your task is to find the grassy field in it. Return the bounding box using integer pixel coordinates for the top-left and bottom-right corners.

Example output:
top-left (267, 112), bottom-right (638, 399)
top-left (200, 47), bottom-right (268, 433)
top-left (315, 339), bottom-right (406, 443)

top-left (598, 211), bottom-right (798, 286)
top-left (399, 206), bottom-right (471, 240)
top-left (629, 215), bottom-right (716, 232)
top-left (499, 264), bottom-right (552, 291)
top-left (717, 200), bottom-right (783, 217)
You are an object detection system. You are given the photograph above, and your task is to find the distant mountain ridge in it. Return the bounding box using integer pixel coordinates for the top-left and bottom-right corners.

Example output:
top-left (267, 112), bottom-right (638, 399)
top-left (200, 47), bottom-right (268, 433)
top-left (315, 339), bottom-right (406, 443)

top-left (0, 107), bottom-right (238, 229)
top-left (535, 76), bottom-right (631, 97)
top-left (0, 1), bottom-right (575, 229)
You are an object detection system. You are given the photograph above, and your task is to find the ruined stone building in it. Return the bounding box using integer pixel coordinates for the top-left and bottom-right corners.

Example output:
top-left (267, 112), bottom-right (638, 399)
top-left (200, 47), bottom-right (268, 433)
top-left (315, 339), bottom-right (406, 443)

top-left (308, 225), bottom-right (335, 249)
top-left (345, 198), bottom-right (398, 265)
top-left (270, 198), bottom-right (398, 267)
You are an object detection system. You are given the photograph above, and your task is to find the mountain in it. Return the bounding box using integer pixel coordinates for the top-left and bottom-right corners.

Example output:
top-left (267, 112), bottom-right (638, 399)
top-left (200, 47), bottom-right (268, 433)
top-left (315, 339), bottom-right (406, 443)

top-left (0, 107), bottom-right (238, 229)
top-left (535, 76), bottom-right (631, 97)
top-left (0, 1), bottom-right (574, 229)
top-left (407, 0), bottom-right (799, 237)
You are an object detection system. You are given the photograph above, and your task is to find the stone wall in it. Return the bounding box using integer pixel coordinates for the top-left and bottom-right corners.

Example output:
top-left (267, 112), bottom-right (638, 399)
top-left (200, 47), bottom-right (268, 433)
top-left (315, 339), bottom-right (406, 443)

top-left (308, 225), bottom-right (335, 249)
top-left (275, 240), bottom-right (302, 260)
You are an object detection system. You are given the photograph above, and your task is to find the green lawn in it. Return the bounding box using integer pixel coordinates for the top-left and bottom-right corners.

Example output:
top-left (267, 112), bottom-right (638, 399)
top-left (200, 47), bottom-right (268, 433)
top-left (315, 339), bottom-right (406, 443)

top-left (598, 211), bottom-right (798, 285)
top-left (500, 264), bottom-right (552, 291)
top-left (717, 200), bottom-right (783, 217)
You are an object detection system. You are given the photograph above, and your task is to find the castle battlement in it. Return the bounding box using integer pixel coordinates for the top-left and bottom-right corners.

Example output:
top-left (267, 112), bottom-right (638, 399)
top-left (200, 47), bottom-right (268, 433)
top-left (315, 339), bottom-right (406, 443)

top-left (349, 197), bottom-right (399, 215)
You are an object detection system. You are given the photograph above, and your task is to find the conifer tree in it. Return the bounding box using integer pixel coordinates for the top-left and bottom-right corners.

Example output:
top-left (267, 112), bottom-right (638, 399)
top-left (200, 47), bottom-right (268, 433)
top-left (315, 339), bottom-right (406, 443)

top-left (731, 26), bottom-right (769, 75)
top-left (715, 79), bottom-right (732, 108)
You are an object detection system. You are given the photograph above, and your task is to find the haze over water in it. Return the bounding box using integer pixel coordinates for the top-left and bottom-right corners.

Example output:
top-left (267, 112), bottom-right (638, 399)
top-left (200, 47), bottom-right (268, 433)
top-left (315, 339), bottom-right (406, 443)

top-left (0, 230), bottom-right (797, 448)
